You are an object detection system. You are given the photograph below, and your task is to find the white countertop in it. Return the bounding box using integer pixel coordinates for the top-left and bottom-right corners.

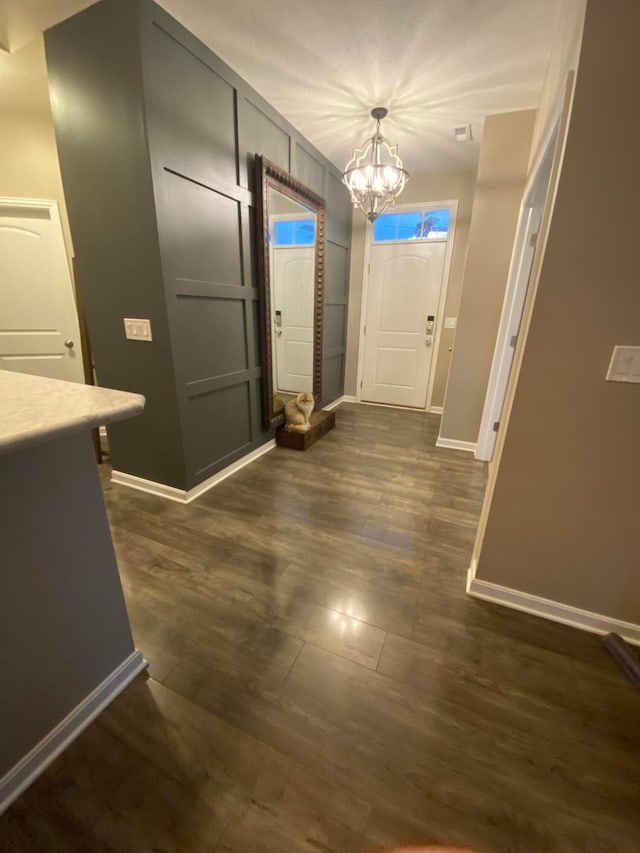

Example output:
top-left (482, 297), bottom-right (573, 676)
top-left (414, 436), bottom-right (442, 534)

top-left (0, 370), bottom-right (145, 456)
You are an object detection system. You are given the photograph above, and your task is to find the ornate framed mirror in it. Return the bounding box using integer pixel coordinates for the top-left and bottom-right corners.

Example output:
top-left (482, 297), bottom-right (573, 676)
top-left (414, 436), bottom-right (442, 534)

top-left (255, 155), bottom-right (326, 430)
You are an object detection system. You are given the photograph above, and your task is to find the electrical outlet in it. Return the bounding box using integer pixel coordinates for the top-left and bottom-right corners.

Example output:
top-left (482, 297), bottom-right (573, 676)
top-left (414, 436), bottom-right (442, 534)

top-left (606, 345), bottom-right (640, 382)
top-left (124, 318), bottom-right (153, 341)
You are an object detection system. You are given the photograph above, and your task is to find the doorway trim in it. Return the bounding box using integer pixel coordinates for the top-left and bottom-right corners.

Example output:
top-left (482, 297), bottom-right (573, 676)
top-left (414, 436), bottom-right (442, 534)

top-left (475, 85), bottom-right (568, 462)
top-left (354, 199), bottom-right (458, 413)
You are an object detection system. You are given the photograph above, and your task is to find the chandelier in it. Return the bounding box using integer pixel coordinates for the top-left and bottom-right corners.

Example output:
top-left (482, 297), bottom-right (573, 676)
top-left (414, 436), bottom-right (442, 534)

top-left (342, 107), bottom-right (409, 222)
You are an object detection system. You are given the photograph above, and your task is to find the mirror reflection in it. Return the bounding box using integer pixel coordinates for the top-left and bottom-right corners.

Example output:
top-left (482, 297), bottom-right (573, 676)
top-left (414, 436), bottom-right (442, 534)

top-left (268, 187), bottom-right (316, 397)
top-left (255, 155), bottom-right (325, 430)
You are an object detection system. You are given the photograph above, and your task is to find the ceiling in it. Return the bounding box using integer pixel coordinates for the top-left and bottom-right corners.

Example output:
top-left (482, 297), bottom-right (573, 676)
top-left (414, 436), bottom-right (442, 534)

top-left (0, 0), bottom-right (564, 173)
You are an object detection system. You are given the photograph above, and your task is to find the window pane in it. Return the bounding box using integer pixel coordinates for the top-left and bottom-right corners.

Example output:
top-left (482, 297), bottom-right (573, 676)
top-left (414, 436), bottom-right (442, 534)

top-left (273, 220), bottom-right (294, 245)
top-left (397, 211), bottom-right (424, 240)
top-left (373, 214), bottom-right (398, 242)
top-left (295, 219), bottom-right (315, 244)
top-left (372, 209), bottom-right (450, 242)
top-left (421, 209), bottom-right (450, 239)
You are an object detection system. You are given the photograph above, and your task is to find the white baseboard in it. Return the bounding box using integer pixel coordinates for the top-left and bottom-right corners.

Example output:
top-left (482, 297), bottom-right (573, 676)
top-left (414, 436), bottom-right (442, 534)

top-left (332, 396), bottom-right (441, 414)
top-left (111, 469), bottom-right (188, 504)
top-left (323, 395), bottom-right (347, 410)
top-left (112, 439), bottom-right (276, 504)
top-left (0, 650), bottom-right (146, 815)
top-left (111, 471), bottom-right (187, 502)
top-left (356, 399), bottom-right (432, 413)
top-left (436, 435), bottom-right (477, 453)
top-left (467, 565), bottom-right (640, 646)
top-left (466, 556), bottom-right (478, 589)
top-left (324, 394), bottom-right (359, 407)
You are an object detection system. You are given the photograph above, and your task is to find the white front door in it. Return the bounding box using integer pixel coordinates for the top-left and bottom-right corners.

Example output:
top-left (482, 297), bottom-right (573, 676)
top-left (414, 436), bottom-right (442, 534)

top-left (0, 198), bottom-right (84, 383)
top-left (272, 246), bottom-right (314, 394)
top-left (361, 241), bottom-right (446, 407)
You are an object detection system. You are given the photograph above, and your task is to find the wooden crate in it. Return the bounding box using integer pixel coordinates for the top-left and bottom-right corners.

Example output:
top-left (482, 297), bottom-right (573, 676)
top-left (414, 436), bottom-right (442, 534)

top-left (276, 409), bottom-right (335, 451)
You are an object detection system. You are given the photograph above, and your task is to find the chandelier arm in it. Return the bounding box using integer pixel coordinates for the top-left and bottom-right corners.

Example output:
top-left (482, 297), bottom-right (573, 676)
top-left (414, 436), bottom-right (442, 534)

top-left (341, 107), bottom-right (409, 222)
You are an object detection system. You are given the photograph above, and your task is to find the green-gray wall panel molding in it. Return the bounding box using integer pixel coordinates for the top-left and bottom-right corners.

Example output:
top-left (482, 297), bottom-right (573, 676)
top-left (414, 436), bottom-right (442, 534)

top-left (46, 0), bottom-right (351, 490)
top-left (326, 171), bottom-right (353, 246)
top-left (45, 0), bottom-right (186, 489)
top-left (293, 143), bottom-right (327, 198)
top-left (239, 99), bottom-right (291, 190)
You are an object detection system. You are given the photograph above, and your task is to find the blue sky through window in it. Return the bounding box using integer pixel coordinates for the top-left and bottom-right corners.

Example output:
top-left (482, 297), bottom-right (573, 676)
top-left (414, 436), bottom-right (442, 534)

top-left (272, 219), bottom-right (316, 246)
top-left (373, 209), bottom-right (450, 242)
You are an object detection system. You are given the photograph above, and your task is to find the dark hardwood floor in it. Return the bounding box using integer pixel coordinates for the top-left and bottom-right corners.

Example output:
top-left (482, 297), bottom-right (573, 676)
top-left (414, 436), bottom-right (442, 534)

top-left (3, 403), bottom-right (640, 852)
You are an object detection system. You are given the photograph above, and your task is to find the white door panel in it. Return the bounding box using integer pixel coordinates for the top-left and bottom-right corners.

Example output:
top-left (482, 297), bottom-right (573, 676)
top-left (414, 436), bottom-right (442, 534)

top-left (0, 199), bottom-right (84, 383)
top-left (379, 262), bottom-right (428, 333)
top-left (273, 247), bottom-right (314, 393)
top-left (362, 242), bottom-right (445, 408)
top-left (374, 348), bottom-right (419, 387)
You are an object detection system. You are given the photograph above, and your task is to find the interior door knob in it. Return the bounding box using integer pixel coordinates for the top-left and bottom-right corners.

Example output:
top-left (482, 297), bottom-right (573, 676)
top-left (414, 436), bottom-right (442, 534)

top-left (64, 339), bottom-right (74, 349)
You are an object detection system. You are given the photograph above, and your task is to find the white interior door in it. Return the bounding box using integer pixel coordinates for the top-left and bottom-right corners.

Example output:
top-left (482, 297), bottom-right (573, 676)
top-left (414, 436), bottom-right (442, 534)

top-left (0, 198), bottom-right (84, 383)
top-left (361, 241), bottom-right (446, 407)
top-left (272, 246), bottom-right (314, 393)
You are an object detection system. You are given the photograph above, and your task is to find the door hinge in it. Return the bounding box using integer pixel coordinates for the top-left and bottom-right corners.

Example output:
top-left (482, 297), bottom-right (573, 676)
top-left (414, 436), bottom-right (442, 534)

top-left (360, 380), bottom-right (363, 389)
top-left (510, 334), bottom-right (518, 348)
top-left (363, 325), bottom-right (366, 335)
top-left (530, 232), bottom-right (539, 248)
top-left (492, 421), bottom-right (500, 432)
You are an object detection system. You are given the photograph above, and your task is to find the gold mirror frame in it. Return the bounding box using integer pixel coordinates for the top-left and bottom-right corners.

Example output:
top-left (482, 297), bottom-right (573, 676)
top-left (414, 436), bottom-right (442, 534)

top-left (255, 155), bottom-right (326, 430)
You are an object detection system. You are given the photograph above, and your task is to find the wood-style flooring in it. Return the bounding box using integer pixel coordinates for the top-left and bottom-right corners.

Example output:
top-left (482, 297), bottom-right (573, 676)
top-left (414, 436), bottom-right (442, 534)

top-left (3, 403), bottom-right (640, 852)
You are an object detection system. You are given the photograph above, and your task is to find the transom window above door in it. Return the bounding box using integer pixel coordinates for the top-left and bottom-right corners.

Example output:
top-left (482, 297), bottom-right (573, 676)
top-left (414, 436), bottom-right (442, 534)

top-left (372, 209), bottom-right (450, 243)
top-left (271, 219), bottom-right (316, 246)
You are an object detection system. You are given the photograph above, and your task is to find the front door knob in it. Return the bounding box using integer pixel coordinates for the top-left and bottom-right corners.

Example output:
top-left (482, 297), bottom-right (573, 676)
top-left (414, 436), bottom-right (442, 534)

top-left (64, 339), bottom-right (74, 349)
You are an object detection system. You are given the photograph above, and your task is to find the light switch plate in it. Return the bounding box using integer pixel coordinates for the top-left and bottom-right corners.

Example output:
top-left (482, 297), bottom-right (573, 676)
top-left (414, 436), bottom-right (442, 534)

top-left (124, 318), bottom-right (153, 341)
top-left (606, 345), bottom-right (640, 382)
top-left (444, 317), bottom-right (457, 329)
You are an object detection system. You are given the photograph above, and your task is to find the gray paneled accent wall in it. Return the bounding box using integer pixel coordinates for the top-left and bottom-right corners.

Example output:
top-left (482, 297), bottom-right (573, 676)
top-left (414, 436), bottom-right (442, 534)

top-left (45, 0), bottom-right (352, 491)
top-left (44, 0), bottom-right (186, 489)
top-left (293, 144), bottom-right (327, 198)
top-left (323, 171), bottom-right (352, 401)
top-left (323, 242), bottom-right (350, 402)
top-left (239, 101), bottom-right (290, 190)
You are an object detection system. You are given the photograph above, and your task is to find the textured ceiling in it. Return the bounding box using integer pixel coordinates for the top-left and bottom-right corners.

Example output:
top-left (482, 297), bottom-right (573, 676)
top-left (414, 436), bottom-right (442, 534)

top-left (0, 0), bottom-right (563, 173)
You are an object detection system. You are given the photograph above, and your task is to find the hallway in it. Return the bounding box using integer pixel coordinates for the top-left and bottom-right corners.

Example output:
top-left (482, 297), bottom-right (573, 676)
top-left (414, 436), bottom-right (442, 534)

top-left (3, 404), bottom-right (640, 852)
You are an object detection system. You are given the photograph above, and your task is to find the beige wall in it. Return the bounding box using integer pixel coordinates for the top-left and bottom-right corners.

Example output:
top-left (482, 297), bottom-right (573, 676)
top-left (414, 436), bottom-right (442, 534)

top-left (474, 0), bottom-right (640, 624)
top-left (0, 39), bottom-right (73, 260)
top-left (0, 111), bottom-right (73, 261)
top-left (344, 168), bottom-right (477, 406)
top-left (529, 0), bottom-right (586, 165)
top-left (439, 109), bottom-right (536, 444)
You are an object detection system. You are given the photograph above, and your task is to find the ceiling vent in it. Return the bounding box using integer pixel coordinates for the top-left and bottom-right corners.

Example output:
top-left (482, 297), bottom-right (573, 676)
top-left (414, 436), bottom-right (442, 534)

top-left (451, 124), bottom-right (473, 143)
